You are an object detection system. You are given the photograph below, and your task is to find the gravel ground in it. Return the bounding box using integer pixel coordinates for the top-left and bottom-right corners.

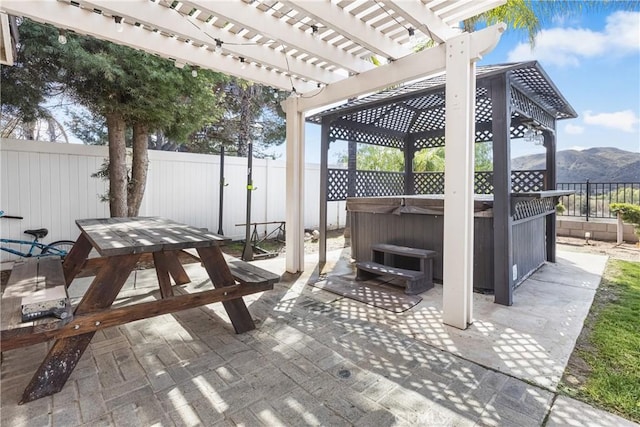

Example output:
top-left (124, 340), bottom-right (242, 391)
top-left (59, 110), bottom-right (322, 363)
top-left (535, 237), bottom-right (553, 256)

top-left (556, 235), bottom-right (639, 262)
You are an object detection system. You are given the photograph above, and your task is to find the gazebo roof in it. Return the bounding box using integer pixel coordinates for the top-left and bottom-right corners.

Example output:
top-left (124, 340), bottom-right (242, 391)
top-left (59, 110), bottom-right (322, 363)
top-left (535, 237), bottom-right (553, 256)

top-left (307, 61), bottom-right (577, 136)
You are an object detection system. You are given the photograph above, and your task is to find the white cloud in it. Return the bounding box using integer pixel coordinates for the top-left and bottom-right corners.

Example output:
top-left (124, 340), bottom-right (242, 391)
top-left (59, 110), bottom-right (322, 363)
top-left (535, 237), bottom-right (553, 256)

top-left (565, 123), bottom-right (584, 134)
top-left (583, 109), bottom-right (639, 132)
top-left (507, 11), bottom-right (640, 66)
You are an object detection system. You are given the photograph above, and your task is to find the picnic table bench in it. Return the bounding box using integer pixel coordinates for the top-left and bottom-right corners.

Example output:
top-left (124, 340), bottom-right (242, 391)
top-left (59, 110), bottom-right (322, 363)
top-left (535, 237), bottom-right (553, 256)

top-left (0, 217), bottom-right (279, 404)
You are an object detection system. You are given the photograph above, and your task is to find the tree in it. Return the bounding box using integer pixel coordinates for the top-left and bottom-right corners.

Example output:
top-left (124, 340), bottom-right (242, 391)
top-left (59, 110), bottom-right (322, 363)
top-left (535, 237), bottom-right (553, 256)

top-left (2, 19), bottom-right (228, 216)
top-left (343, 144), bottom-right (490, 172)
top-left (210, 80), bottom-right (286, 158)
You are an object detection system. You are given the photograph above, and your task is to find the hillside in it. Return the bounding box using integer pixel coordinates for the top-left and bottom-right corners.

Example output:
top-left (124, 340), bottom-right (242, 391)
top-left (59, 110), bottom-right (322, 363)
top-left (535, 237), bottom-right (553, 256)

top-left (512, 147), bottom-right (640, 183)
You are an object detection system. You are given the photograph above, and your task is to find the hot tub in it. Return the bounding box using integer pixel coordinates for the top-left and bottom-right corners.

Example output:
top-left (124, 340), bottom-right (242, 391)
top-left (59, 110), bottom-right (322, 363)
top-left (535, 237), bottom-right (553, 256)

top-left (347, 194), bottom-right (553, 292)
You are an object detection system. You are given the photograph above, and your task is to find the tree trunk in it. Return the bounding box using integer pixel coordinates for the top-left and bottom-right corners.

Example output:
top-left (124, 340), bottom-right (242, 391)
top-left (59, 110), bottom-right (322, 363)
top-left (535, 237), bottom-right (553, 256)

top-left (106, 113), bottom-right (128, 217)
top-left (128, 123), bottom-right (149, 216)
top-left (237, 88), bottom-right (252, 157)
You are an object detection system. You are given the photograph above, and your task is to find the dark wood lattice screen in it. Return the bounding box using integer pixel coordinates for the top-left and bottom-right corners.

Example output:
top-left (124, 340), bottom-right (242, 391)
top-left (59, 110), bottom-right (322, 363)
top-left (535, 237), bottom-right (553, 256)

top-left (355, 171), bottom-right (405, 197)
top-left (414, 172), bottom-right (445, 194)
top-left (512, 198), bottom-right (555, 221)
top-left (511, 170), bottom-right (545, 192)
top-left (510, 86), bottom-right (555, 130)
top-left (327, 169), bottom-right (348, 201)
top-left (329, 169), bottom-right (546, 201)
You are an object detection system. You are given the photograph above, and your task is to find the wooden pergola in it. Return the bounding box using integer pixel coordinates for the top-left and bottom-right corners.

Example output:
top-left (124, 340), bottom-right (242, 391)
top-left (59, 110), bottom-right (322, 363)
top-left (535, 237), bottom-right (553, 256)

top-left (308, 61), bottom-right (577, 308)
top-left (1, 0), bottom-right (510, 328)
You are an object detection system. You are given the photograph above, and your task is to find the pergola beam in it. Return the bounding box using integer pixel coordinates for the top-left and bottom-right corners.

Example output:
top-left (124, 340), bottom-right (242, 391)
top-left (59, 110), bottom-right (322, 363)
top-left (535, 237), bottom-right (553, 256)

top-left (298, 23), bottom-right (505, 112)
top-left (279, 0), bottom-right (411, 60)
top-left (183, 0), bottom-right (375, 75)
top-left (386, 0), bottom-right (459, 43)
top-left (80, 0), bottom-right (340, 85)
top-left (0, 0), bottom-right (316, 92)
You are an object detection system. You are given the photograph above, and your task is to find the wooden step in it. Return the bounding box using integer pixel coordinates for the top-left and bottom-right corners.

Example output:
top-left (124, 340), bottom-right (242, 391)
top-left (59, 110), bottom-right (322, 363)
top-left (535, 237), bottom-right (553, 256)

top-left (356, 261), bottom-right (425, 280)
top-left (371, 243), bottom-right (437, 259)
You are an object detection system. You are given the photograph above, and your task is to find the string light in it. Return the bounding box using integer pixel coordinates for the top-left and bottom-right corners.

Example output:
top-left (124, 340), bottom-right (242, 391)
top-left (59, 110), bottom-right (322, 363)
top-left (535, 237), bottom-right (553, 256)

top-left (408, 27), bottom-right (416, 44)
top-left (191, 67), bottom-right (198, 77)
top-left (114, 16), bottom-right (124, 33)
top-left (240, 57), bottom-right (246, 70)
top-left (58, 29), bottom-right (67, 45)
top-left (311, 25), bottom-right (318, 36)
top-left (214, 39), bottom-right (223, 53)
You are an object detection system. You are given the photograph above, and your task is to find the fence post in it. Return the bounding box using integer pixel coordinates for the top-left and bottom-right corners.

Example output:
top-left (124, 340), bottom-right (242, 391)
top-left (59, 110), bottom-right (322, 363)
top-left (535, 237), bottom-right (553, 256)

top-left (585, 179), bottom-right (590, 222)
top-left (617, 212), bottom-right (624, 245)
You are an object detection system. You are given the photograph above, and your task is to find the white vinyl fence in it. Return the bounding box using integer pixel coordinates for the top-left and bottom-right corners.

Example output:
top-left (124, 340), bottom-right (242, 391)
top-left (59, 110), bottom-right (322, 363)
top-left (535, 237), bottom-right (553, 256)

top-left (0, 139), bottom-right (346, 262)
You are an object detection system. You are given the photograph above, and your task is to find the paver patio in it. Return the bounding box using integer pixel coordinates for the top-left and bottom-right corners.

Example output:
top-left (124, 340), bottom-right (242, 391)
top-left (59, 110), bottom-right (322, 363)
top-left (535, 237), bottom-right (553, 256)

top-left (1, 248), bottom-right (637, 426)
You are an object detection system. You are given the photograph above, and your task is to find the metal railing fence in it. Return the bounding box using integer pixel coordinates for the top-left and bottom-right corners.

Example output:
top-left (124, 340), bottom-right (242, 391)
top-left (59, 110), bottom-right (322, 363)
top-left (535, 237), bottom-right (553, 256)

top-left (556, 180), bottom-right (640, 221)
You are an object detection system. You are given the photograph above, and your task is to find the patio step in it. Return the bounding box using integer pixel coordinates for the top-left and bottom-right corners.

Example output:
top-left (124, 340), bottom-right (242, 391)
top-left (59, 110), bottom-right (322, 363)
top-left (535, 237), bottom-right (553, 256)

top-left (356, 261), bottom-right (432, 295)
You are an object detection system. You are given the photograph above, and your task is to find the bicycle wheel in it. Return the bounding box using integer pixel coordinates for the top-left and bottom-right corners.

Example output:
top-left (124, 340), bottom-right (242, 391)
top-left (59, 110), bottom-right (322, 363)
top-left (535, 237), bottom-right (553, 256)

top-left (40, 240), bottom-right (76, 259)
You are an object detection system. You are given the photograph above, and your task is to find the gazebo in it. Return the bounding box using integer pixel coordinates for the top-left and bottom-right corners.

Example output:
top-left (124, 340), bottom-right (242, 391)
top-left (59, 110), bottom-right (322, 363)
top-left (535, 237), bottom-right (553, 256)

top-left (308, 61), bottom-right (577, 307)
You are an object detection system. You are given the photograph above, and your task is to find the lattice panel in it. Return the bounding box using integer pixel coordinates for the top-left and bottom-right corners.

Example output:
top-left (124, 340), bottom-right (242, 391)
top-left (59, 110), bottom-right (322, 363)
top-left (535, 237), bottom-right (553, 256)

top-left (475, 172), bottom-right (494, 194)
top-left (375, 105), bottom-right (416, 133)
top-left (510, 86), bottom-right (555, 130)
top-left (404, 93), bottom-right (444, 110)
top-left (476, 96), bottom-right (493, 124)
top-left (409, 107), bottom-right (446, 133)
top-left (344, 105), bottom-right (394, 125)
top-left (414, 172), bottom-right (445, 194)
top-left (512, 170), bottom-right (545, 192)
top-left (329, 124), bottom-right (404, 148)
top-left (513, 198), bottom-right (555, 221)
top-left (355, 171), bottom-right (405, 197)
top-left (510, 120), bottom-right (527, 139)
top-left (327, 169), bottom-right (348, 201)
top-left (475, 128), bottom-right (493, 143)
top-left (414, 135), bottom-right (446, 149)
top-left (510, 66), bottom-right (574, 119)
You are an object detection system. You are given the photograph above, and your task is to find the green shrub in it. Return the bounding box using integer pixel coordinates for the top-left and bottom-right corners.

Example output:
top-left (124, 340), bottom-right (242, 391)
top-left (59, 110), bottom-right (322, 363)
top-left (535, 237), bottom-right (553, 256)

top-left (556, 203), bottom-right (566, 214)
top-left (610, 203), bottom-right (640, 237)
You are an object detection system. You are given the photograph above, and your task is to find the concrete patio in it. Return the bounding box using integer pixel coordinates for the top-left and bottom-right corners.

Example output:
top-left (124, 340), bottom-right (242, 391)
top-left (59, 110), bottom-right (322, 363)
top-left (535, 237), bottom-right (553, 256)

top-left (1, 248), bottom-right (637, 427)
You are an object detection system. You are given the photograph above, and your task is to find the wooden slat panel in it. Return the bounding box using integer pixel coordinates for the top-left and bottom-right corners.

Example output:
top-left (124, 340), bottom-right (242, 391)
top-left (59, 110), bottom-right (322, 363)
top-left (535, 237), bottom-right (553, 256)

top-left (2, 258), bottom-right (68, 332)
top-left (2, 259), bottom-right (39, 330)
top-left (512, 217), bottom-right (546, 286)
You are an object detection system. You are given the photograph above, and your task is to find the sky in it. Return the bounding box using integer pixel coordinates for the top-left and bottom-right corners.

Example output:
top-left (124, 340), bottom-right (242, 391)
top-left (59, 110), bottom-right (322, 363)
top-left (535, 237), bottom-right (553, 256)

top-left (269, 4), bottom-right (640, 163)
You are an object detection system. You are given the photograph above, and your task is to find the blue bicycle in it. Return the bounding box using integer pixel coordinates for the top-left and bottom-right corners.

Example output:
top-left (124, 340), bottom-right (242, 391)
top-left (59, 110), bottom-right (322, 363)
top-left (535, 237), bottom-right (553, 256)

top-left (0, 211), bottom-right (75, 259)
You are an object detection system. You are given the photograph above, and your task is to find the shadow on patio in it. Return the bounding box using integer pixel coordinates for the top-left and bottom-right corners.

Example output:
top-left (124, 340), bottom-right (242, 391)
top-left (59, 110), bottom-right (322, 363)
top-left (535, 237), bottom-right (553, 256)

top-left (0, 246), bottom-right (607, 426)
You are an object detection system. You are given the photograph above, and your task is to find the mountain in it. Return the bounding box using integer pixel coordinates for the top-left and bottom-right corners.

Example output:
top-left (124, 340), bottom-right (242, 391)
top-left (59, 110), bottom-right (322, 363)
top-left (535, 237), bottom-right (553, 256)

top-left (512, 147), bottom-right (640, 183)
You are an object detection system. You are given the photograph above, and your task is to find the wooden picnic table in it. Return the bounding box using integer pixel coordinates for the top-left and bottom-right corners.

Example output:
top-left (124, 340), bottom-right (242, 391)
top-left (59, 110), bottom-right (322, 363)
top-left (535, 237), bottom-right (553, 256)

top-left (6, 217), bottom-right (277, 403)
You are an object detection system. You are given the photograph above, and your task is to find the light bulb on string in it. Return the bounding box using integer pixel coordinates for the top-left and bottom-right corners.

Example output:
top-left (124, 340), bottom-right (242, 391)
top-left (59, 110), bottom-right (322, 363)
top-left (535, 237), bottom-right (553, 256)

top-left (240, 57), bottom-right (246, 70)
top-left (408, 27), bottom-right (416, 44)
top-left (114, 16), bottom-right (124, 33)
top-left (58, 30), bottom-right (67, 45)
top-left (214, 39), bottom-right (223, 53)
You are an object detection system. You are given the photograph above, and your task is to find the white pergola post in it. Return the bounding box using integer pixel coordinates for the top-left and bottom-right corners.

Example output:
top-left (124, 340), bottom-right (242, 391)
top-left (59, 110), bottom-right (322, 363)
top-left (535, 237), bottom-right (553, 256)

top-left (283, 95), bottom-right (306, 273)
top-left (442, 32), bottom-right (476, 329)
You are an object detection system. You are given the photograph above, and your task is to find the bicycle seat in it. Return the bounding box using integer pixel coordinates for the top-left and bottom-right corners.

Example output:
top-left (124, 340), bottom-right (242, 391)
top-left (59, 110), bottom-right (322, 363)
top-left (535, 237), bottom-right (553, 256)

top-left (24, 228), bottom-right (48, 239)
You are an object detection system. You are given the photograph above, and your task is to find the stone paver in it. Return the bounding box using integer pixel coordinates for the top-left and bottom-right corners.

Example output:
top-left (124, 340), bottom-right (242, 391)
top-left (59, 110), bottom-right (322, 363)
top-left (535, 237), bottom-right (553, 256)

top-left (1, 249), bottom-right (636, 427)
top-left (547, 396), bottom-right (639, 427)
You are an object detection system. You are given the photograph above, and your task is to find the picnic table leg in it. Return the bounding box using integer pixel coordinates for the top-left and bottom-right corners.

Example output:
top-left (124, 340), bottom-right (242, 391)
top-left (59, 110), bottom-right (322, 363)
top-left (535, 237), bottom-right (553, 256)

top-left (196, 246), bottom-right (256, 334)
top-left (164, 251), bottom-right (190, 285)
top-left (153, 251), bottom-right (175, 298)
top-left (20, 254), bottom-right (141, 404)
top-left (62, 233), bottom-right (93, 286)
